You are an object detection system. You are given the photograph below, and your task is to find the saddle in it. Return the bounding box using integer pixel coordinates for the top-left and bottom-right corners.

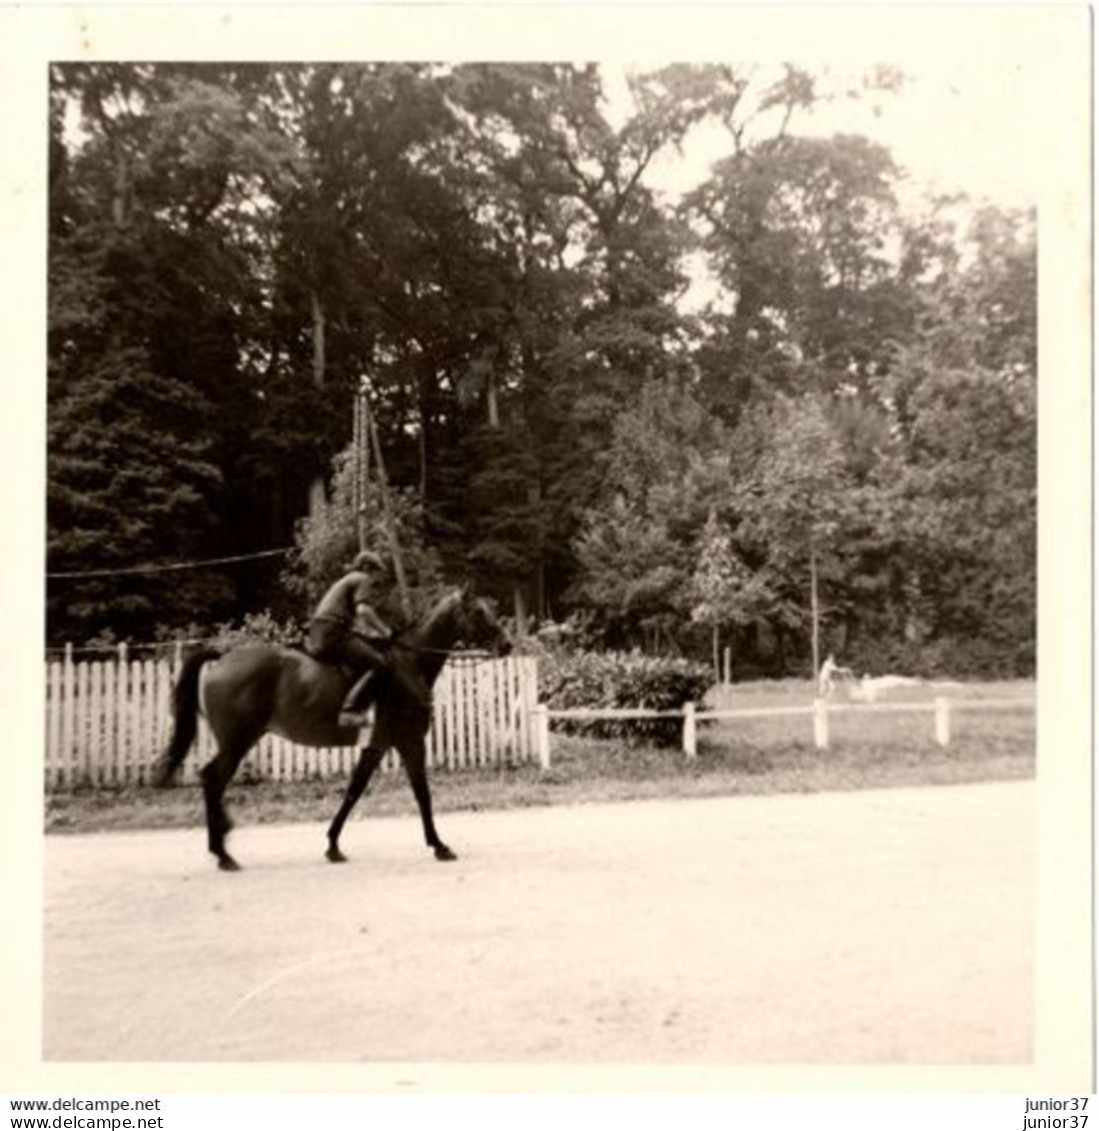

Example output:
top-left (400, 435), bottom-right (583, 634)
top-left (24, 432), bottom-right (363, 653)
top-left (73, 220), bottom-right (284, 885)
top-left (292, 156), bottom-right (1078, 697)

top-left (299, 628), bottom-right (430, 713)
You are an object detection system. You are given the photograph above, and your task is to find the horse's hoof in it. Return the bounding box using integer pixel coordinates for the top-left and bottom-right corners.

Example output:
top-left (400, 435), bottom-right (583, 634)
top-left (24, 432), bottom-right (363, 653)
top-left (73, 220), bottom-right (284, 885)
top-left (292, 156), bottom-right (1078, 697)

top-left (434, 845), bottom-right (458, 862)
top-left (326, 846), bottom-right (348, 864)
top-left (217, 856), bottom-right (241, 872)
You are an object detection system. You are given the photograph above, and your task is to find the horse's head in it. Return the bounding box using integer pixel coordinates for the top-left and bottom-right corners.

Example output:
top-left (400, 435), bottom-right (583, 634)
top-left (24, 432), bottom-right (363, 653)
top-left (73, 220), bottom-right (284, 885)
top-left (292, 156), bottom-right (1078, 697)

top-left (452, 587), bottom-right (512, 657)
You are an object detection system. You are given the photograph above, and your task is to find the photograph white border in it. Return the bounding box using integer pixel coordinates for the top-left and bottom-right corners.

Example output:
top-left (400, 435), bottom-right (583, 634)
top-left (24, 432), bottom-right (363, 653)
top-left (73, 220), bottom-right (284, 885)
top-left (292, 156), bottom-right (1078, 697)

top-left (0, 0), bottom-right (1091, 1098)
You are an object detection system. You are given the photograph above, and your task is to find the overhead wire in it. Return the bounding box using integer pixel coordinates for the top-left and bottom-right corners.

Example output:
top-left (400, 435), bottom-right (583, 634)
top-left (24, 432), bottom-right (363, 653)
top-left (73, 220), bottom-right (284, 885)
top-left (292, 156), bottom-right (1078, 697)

top-left (47, 547), bottom-right (294, 580)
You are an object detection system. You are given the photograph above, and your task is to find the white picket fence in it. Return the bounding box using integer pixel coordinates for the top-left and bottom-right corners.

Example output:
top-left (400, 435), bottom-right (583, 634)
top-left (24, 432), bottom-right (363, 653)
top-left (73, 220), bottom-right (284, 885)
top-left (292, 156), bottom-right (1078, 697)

top-left (44, 653), bottom-right (540, 789)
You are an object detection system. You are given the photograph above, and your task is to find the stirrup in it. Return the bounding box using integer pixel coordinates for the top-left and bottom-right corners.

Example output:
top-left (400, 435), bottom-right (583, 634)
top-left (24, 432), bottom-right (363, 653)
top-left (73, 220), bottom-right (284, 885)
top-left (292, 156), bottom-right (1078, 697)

top-left (338, 710), bottom-right (368, 729)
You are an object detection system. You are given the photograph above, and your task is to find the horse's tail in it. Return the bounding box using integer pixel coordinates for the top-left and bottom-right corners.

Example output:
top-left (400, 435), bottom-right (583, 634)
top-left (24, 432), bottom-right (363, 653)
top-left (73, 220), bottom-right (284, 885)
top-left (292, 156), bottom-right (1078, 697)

top-left (151, 647), bottom-right (221, 788)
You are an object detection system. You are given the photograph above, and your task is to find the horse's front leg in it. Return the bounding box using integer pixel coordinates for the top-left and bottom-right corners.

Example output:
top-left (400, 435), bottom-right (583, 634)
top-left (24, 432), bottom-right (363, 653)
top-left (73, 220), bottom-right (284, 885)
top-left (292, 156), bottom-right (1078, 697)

top-left (400, 737), bottom-right (456, 861)
top-left (326, 745), bottom-right (385, 863)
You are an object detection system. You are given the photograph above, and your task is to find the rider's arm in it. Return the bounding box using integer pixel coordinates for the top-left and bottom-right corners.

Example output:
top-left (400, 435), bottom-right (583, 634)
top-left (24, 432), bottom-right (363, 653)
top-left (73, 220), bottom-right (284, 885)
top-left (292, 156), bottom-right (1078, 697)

top-left (353, 602), bottom-right (392, 640)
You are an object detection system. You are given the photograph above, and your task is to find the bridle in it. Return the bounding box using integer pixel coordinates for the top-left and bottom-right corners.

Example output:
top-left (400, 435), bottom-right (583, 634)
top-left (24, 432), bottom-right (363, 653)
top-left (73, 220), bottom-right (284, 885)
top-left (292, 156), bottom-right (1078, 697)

top-left (389, 595), bottom-right (510, 664)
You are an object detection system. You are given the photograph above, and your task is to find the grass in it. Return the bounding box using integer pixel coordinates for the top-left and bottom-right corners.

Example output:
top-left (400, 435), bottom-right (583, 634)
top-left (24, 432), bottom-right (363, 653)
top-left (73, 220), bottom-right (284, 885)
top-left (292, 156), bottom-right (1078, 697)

top-left (46, 679), bottom-right (1035, 835)
top-left (702, 676), bottom-right (1034, 709)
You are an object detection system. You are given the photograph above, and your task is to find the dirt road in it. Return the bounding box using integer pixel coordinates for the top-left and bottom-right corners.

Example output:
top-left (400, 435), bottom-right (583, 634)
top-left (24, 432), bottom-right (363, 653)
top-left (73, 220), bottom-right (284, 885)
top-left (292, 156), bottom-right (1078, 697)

top-left (44, 781), bottom-right (1032, 1063)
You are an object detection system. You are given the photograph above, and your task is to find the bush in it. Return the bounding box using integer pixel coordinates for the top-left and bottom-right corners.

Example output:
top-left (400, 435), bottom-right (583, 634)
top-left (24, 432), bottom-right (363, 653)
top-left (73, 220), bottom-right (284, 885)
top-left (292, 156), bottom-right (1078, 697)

top-left (539, 649), bottom-right (712, 746)
top-left (842, 632), bottom-right (1034, 682)
top-left (209, 611), bottom-right (304, 650)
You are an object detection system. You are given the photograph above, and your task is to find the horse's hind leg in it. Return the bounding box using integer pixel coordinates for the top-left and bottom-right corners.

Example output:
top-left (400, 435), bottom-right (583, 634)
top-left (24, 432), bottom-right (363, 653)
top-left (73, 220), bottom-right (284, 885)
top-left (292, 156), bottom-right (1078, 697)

top-left (200, 741), bottom-right (253, 872)
top-left (400, 738), bottom-right (456, 862)
top-left (326, 746), bottom-right (385, 863)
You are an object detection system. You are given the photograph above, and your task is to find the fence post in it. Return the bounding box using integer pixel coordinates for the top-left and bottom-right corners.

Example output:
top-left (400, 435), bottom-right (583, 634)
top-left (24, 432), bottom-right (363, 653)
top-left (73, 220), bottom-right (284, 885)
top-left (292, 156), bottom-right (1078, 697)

top-left (683, 701), bottom-right (697, 759)
top-left (534, 704), bottom-right (551, 770)
top-left (934, 697), bottom-right (951, 747)
top-left (813, 698), bottom-right (829, 750)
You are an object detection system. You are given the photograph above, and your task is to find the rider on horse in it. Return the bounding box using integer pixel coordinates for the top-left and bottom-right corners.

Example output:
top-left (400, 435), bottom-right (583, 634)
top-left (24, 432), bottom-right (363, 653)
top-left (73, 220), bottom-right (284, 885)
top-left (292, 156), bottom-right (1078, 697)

top-left (307, 550), bottom-right (432, 726)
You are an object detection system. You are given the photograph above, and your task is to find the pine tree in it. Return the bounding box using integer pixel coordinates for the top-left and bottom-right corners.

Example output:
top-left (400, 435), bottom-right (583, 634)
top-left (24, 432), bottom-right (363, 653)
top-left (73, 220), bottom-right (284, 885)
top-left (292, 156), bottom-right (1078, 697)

top-left (47, 342), bottom-right (227, 640)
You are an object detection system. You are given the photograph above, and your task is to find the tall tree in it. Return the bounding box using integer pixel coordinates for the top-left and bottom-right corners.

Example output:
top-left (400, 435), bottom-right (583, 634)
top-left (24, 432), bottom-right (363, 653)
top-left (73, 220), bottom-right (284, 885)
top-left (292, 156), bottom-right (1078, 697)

top-left (571, 377), bottom-right (729, 648)
top-left (48, 64), bottom-right (298, 640)
top-left (686, 131), bottom-right (902, 418)
top-left (688, 511), bottom-right (769, 677)
top-left (46, 62), bottom-right (1035, 678)
top-left (732, 393), bottom-right (862, 677)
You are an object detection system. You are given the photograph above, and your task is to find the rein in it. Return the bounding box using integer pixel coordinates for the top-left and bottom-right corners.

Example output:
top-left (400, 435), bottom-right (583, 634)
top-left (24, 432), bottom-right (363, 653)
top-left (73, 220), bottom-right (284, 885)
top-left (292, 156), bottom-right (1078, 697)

top-left (387, 590), bottom-right (505, 665)
top-left (392, 641), bottom-right (497, 663)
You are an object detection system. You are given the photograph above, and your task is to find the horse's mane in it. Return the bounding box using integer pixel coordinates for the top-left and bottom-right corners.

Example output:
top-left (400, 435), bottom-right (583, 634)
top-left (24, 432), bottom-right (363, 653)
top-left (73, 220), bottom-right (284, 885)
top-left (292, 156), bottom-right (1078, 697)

top-left (396, 588), bottom-right (465, 646)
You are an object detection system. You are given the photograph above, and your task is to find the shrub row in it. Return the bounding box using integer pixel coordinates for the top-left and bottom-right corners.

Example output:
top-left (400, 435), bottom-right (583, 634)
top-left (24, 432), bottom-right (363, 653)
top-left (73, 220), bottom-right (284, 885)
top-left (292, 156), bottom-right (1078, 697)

top-left (841, 633), bottom-right (1034, 682)
top-left (538, 649), bottom-right (712, 746)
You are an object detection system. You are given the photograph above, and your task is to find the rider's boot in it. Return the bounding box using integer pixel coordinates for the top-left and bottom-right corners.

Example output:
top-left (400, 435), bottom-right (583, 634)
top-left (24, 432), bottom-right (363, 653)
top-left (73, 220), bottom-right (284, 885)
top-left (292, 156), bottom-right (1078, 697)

top-left (338, 669), bottom-right (381, 729)
top-left (336, 642), bottom-right (388, 729)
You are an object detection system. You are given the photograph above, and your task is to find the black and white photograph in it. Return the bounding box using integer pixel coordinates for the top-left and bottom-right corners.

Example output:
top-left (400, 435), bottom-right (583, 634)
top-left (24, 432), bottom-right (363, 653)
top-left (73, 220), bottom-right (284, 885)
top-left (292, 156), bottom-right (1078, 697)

top-left (0, 0), bottom-right (1091, 1111)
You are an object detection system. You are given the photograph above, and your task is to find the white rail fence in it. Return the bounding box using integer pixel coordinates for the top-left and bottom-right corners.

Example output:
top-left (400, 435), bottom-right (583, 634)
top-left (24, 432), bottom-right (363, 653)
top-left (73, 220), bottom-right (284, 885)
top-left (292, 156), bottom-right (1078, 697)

top-left (46, 649), bottom-right (1035, 786)
top-left (45, 653), bottom-right (539, 789)
top-left (532, 696), bottom-right (1036, 768)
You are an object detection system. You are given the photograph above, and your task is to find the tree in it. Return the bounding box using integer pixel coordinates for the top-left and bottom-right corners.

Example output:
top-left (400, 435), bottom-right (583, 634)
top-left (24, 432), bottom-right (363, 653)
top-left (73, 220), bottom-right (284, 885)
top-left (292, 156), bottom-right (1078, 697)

top-left (686, 131), bottom-right (903, 418)
top-left (733, 394), bottom-right (862, 677)
top-left (571, 494), bottom-right (687, 650)
top-left (858, 203), bottom-right (1037, 674)
top-left (868, 350), bottom-right (1035, 674)
top-left (444, 63), bottom-right (704, 618)
top-left (46, 62), bottom-right (1035, 679)
top-left (688, 511), bottom-right (769, 677)
top-left (47, 64), bottom-right (303, 641)
top-left (47, 342), bottom-right (228, 641)
top-left (571, 377), bottom-right (730, 648)
top-left (287, 446), bottom-right (446, 623)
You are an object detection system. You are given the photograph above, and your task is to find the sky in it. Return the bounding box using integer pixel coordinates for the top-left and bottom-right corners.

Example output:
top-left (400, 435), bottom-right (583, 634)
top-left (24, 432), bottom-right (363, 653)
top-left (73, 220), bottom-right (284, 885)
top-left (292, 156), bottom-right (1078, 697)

top-left (804, 61), bottom-right (1038, 211)
top-left (57, 48), bottom-right (1040, 217)
top-left (617, 57), bottom-right (1038, 214)
top-left (602, 51), bottom-right (1040, 313)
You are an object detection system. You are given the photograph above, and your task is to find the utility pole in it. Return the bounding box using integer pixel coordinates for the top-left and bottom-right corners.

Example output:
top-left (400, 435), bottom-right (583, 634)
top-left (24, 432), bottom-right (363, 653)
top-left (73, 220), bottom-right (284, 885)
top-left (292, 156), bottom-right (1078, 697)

top-left (356, 380), bottom-right (412, 622)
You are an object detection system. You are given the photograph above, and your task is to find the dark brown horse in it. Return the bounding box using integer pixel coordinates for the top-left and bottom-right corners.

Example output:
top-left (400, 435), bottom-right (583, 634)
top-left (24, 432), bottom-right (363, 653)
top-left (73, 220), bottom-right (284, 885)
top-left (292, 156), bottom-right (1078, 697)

top-left (153, 588), bottom-right (511, 870)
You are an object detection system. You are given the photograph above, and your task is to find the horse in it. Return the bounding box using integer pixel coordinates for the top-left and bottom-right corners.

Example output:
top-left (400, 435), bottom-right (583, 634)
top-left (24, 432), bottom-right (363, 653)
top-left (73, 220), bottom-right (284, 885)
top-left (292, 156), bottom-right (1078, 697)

top-left (152, 587), bottom-right (512, 871)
